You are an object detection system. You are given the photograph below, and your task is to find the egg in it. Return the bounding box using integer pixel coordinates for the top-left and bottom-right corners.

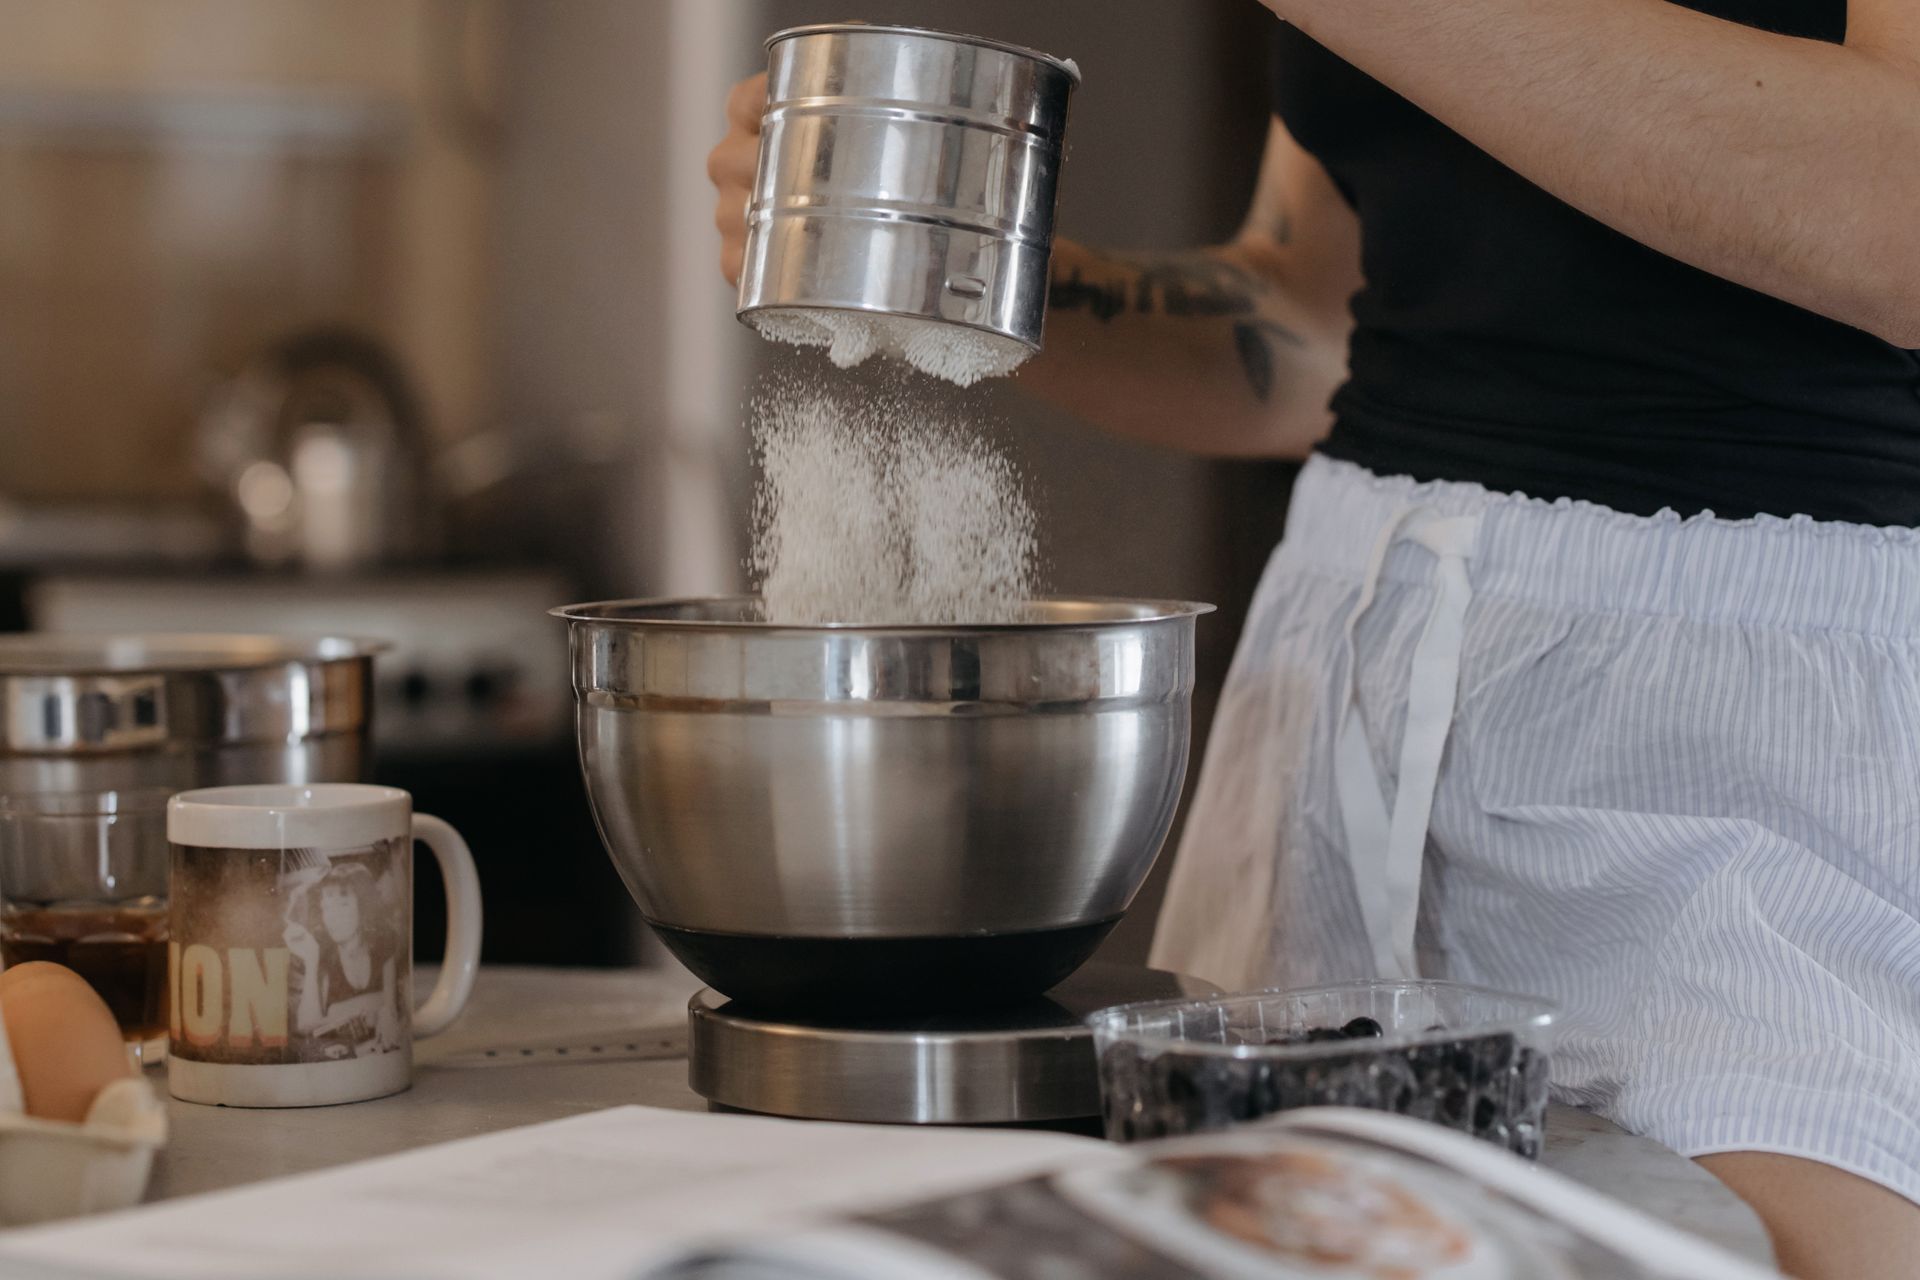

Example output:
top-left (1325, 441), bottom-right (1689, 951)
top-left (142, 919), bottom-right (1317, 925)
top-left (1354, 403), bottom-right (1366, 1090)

top-left (0, 962), bottom-right (135, 1124)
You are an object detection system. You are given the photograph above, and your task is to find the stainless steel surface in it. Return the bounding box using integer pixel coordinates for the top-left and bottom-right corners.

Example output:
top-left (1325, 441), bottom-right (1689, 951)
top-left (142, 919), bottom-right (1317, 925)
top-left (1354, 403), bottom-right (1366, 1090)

top-left (31, 573), bottom-right (573, 761)
top-left (557, 597), bottom-right (1210, 942)
top-left (688, 964), bottom-right (1215, 1126)
top-left (0, 633), bottom-right (381, 795)
top-left (737, 23), bottom-right (1078, 352)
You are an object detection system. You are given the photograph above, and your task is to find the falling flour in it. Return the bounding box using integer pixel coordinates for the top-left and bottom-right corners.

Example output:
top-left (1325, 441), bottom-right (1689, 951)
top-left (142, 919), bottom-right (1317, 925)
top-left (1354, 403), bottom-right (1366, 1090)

top-left (746, 309), bottom-right (1033, 388)
top-left (749, 380), bottom-right (1039, 625)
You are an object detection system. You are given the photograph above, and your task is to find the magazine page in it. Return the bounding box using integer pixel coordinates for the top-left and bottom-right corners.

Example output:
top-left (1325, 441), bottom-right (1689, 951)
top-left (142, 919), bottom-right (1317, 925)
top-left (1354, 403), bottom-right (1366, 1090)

top-left (0, 1107), bottom-right (1116, 1280)
top-left (0, 1103), bottom-right (1777, 1280)
top-left (646, 1113), bottom-right (1779, 1280)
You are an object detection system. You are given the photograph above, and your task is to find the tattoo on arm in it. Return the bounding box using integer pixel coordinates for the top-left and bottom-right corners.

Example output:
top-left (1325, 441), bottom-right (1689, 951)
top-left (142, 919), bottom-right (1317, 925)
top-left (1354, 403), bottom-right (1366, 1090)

top-left (1232, 320), bottom-right (1305, 403)
top-left (1048, 268), bottom-right (1128, 322)
top-left (1140, 256), bottom-right (1259, 318)
top-left (1049, 250), bottom-right (1308, 401)
top-left (1048, 251), bottom-right (1266, 322)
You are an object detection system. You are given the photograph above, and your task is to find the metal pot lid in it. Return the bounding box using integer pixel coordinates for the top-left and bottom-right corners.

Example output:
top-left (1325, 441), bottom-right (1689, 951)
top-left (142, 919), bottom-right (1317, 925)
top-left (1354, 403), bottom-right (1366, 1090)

top-left (0, 633), bottom-right (383, 758)
top-left (0, 633), bottom-right (386, 675)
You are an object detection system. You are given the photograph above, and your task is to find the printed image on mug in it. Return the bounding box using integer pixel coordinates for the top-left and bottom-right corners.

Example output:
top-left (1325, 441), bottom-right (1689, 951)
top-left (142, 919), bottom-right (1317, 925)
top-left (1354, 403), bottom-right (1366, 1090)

top-left (169, 837), bottom-right (410, 1067)
top-left (166, 784), bottom-right (481, 1108)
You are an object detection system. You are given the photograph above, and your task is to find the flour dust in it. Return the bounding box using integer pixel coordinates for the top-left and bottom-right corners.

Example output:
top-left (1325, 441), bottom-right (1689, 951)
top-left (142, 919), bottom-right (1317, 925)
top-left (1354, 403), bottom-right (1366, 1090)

top-left (749, 376), bottom-right (1040, 626)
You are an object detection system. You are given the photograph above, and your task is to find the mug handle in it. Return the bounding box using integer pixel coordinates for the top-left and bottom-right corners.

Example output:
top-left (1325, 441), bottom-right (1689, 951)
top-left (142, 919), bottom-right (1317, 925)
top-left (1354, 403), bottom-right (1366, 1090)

top-left (410, 813), bottom-right (483, 1037)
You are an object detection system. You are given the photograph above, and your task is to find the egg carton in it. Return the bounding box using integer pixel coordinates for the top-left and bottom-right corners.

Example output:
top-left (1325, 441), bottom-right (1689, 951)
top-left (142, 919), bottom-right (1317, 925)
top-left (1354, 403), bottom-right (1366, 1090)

top-left (0, 1006), bottom-right (167, 1227)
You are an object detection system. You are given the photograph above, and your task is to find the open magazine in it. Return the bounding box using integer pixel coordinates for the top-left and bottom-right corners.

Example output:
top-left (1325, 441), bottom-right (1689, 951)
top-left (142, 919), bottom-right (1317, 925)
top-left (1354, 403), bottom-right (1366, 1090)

top-left (0, 1106), bottom-right (1774, 1280)
top-left (647, 1109), bottom-right (1775, 1280)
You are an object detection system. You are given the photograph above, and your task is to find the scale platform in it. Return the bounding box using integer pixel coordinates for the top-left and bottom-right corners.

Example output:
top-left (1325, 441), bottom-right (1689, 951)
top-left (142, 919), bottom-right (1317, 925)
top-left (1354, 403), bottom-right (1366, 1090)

top-left (688, 964), bottom-right (1215, 1128)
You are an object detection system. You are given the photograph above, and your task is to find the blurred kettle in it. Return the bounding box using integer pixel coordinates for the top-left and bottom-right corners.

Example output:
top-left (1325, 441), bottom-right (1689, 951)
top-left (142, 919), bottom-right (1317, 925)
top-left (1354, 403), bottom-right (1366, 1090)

top-left (197, 329), bottom-right (433, 572)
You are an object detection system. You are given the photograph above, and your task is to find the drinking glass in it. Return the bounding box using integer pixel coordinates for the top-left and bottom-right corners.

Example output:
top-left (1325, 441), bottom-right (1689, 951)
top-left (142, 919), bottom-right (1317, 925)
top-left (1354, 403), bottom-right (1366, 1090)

top-left (0, 788), bottom-right (173, 1064)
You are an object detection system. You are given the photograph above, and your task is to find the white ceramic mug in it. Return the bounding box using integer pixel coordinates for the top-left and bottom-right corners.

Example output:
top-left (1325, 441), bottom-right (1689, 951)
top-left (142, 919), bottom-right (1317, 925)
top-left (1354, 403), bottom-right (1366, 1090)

top-left (164, 784), bottom-right (482, 1107)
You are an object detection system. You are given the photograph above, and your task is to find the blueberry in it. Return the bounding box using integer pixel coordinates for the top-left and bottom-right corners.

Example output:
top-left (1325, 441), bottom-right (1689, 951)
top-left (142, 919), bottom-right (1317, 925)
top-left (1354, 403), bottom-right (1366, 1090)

top-left (1249, 1062), bottom-right (1285, 1113)
top-left (1154, 1057), bottom-right (1201, 1107)
top-left (1324, 1056), bottom-right (1378, 1107)
top-left (1478, 1032), bottom-right (1518, 1075)
top-left (1342, 1016), bottom-right (1384, 1039)
top-left (1406, 1043), bottom-right (1449, 1083)
top-left (1473, 1095), bottom-right (1498, 1132)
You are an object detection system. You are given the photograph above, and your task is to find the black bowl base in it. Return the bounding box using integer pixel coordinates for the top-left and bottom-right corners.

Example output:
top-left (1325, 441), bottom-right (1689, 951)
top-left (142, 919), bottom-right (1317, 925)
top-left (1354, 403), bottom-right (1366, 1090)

top-left (648, 917), bottom-right (1123, 1015)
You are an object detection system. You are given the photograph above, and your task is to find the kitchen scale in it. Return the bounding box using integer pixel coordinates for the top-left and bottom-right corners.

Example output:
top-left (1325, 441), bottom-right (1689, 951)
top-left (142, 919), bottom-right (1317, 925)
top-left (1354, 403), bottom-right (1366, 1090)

top-left (687, 964), bottom-right (1215, 1129)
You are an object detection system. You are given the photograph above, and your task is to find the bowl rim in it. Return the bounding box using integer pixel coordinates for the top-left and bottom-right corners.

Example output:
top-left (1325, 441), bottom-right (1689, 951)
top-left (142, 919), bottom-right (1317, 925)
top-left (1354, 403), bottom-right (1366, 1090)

top-left (1085, 979), bottom-right (1559, 1060)
top-left (549, 595), bottom-right (1216, 633)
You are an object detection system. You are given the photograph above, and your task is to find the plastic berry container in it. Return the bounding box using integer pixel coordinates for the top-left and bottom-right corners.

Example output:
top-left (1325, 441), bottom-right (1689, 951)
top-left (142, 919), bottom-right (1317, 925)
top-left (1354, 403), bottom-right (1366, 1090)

top-left (1087, 980), bottom-right (1556, 1157)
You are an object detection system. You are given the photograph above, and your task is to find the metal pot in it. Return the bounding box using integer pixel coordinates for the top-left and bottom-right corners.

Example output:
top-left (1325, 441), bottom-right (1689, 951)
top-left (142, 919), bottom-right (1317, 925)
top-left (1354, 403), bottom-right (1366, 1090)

top-left (555, 598), bottom-right (1210, 1010)
top-left (0, 634), bottom-right (382, 797)
top-left (737, 23), bottom-right (1079, 354)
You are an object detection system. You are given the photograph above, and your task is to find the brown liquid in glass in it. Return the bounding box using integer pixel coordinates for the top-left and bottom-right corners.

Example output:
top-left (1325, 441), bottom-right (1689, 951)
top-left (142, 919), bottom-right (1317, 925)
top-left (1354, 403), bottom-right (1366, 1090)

top-left (1, 903), bottom-right (170, 1042)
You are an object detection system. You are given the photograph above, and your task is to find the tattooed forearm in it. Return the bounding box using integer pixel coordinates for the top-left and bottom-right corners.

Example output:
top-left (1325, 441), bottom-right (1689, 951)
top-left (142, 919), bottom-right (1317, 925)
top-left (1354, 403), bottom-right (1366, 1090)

top-left (1233, 320), bottom-right (1307, 403)
top-left (1134, 255), bottom-right (1264, 318)
top-left (1049, 249), bottom-right (1308, 402)
top-left (1048, 251), bottom-right (1265, 323)
top-left (1049, 268), bottom-right (1128, 322)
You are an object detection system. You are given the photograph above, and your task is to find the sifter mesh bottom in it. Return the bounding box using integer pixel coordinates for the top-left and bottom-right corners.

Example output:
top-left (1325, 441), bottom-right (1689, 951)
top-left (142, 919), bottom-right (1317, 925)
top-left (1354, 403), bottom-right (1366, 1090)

top-left (746, 309), bottom-right (1033, 387)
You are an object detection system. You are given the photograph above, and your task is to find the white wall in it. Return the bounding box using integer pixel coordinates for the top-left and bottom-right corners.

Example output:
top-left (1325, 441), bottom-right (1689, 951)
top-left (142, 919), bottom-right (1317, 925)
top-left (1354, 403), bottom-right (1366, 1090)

top-left (492, 0), bottom-right (758, 599)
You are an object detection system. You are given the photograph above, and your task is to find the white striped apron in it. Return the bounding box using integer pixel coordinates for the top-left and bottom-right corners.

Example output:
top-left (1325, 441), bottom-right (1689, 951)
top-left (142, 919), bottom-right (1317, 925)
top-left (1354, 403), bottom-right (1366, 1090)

top-left (1152, 455), bottom-right (1920, 1205)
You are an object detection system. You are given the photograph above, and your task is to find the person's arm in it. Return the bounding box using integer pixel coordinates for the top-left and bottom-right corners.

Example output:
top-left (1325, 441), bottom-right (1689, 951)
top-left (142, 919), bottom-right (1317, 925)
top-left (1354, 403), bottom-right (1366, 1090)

top-left (1264, 0), bottom-right (1920, 345)
top-left (1019, 119), bottom-right (1361, 459)
top-left (711, 76), bottom-right (1362, 460)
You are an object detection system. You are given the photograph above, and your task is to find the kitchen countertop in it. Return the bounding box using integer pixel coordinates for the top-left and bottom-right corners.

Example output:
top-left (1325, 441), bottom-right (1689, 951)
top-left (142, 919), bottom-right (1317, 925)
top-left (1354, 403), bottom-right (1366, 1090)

top-left (147, 965), bottom-right (1774, 1268)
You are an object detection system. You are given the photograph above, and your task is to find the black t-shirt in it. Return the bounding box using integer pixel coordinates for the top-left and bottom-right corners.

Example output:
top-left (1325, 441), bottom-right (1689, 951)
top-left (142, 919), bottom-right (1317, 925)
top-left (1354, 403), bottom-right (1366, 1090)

top-left (1273, 1), bottom-right (1920, 524)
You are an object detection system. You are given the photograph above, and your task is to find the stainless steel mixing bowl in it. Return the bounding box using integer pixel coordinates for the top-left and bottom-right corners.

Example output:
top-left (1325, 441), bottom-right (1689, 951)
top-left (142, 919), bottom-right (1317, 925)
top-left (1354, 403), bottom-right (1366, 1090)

top-left (555, 598), bottom-right (1211, 1010)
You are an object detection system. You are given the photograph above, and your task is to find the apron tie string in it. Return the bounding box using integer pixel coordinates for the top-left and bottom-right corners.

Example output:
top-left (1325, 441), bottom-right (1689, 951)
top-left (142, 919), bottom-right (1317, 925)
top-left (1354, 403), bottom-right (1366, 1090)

top-left (1334, 506), bottom-right (1481, 981)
